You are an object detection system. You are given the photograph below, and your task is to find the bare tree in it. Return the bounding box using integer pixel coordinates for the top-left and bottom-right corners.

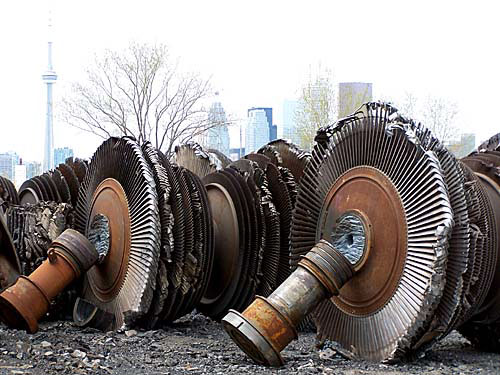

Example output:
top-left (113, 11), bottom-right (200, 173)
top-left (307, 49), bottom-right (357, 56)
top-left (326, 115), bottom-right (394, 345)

top-left (382, 92), bottom-right (459, 144)
top-left (422, 95), bottom-right (459, 144)
top-left (61, 42), bottom-right (213, 156)
top-left (295, 65), bottom-right (336, 150)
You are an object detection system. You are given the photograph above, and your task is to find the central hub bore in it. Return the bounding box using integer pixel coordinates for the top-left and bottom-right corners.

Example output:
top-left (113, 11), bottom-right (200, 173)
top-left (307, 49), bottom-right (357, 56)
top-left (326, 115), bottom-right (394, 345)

top-left (330, 210), bottom-right (371, 271)
top-left (86, 178), bottom-right (131, 303)
top-left (318, 166), bottom-right (407, 316)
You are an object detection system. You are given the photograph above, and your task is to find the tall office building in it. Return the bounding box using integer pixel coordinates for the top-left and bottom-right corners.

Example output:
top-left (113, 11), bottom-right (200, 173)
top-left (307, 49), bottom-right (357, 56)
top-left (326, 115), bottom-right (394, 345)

top-left (42, 18), bottom-right (57, 172)
top-left (0, 152), bottom-right (20, 180)
top-left (204, 93), bottom-right (230, 156)
top-left (338, 82), bottom-right (373, 118)
top-left (247, 107), bottom-right (276, 144)
top-left (25, 161), bottom-right (42, 180)
top-left (282, 99), bottom-right (300, 145)
top-left (246, 109), bottom-right (271, 154)
top-left (54, 147), bottom-right (74, 167)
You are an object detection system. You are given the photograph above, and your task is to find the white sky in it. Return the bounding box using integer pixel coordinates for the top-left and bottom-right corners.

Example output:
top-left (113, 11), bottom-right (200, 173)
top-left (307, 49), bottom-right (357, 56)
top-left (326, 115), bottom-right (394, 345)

top-left (0, 0), bottom-right (499, 161)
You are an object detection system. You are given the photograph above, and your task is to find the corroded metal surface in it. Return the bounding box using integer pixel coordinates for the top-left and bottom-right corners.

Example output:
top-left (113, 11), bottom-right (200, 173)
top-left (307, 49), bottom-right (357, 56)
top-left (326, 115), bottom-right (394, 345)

top-left (0, 229), bottom-right (97, 333)
top-left (74, 137), bottom-right (161, 330)
top-left (222, 240), bottom-right (355, 366)
top-left (291, 102), bottom-right (454, 361)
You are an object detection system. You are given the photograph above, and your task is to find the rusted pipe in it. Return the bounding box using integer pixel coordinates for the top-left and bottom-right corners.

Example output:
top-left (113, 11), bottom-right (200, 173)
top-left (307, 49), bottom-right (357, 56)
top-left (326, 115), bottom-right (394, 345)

top-left (222, 239), bottom-right (359, 366)
top-left (0, 229), bottom-right (98, 333)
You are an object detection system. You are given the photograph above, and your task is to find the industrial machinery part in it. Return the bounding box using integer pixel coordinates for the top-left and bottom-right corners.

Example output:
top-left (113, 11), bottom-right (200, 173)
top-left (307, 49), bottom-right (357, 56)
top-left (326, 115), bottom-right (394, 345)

top-left (207, 148), bottom-right (232, 169)
top-left (73, 297), bottom-right (115, 331)
top-left (222, 238), bottom-right (365, 366)
top-left (0, 213), bottom-right (21, 291)
top-left (0, 176), bottom-right (19, 210)
top-left (18, 161), bottom-right (83, 206)
top-left (73, 138), bottom-right (214, 330)
top-left (74, 137), bottom-right (161, 330)
top-left (175, 143), bottom-right (217, 178)
top-left (223, 102), bottom-right (500, 366)
top-left (258, 139), bottom-right (311, 183)
top-left (0, 229), bottom-right (98, 333)
top-left (459, 150), bottom-right (500, 351)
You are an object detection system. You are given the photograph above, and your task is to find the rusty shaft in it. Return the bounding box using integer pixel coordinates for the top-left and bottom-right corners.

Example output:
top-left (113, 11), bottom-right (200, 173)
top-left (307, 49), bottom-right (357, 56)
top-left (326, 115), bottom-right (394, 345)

top-left (222, 239), bottom-right (357, 366)
top-left (0, 229), bottom-right (98, 333)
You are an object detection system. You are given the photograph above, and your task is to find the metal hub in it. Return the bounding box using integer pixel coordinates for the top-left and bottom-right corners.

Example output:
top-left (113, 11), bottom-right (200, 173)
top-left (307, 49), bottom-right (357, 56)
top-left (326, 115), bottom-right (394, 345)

top-left (87, 178), bottom-right (131, 302)
top-left (318, 167), bottom-right (405, 315)
top-left (202, 183), bottom-right (239, 305)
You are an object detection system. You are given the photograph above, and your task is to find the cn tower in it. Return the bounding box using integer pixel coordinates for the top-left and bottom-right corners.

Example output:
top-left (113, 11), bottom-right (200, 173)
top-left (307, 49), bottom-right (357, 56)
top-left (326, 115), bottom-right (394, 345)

top-left (42, 17), bottom-right (57, 172)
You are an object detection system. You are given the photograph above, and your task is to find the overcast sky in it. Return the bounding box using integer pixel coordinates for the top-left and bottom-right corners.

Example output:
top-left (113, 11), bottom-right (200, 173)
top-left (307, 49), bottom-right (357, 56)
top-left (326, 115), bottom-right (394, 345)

top-left (0, 0), bottom-right (498, 161)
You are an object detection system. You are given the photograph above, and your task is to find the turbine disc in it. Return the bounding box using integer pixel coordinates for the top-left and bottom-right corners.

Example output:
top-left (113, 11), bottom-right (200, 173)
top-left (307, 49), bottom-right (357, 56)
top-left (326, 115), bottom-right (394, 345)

top-left (246, 153), bottom-right (293, 285)
top-left (220, 168), bottom-right (258, 312)
top-left (0, 213), bottom-right (21, 290)
top-left (0, 177), bottom-right (19, 206)
top-left (18, 180), bottom-right (42, 206)
top-left (458, 151), bottom-right (500, 351)
top-left (32, 176), bottom-right (50, 201)
top-left (477, 133), bottom-right (500, 152)
top-left (167, 166), bottom-right (196, 321)
top-left (208, 149), bottom-right (232, 168)
top-left (175, 143), bottom-right (217, 178)
top-left (67, 158), bottom-right (88, 184)
top-left (74, 137), bottom-right (161, 329)
top-left (374, 106), bottom-right (472, 350)
top-left (232, 158), bottom-right (280, 298)
top-left (139, 142), bottom-right (173, 328)
top-left (198, 171), bottom-right (243, 319)
top-left (190, 169), bottom-right (214, 309)
top-left (156, 152), bottom-right (184, 323)
top-left (57, 163), bottom-right (80, 207)
top-left (175, 168), bottom-right (205, 317)
top-left (266, 163), bottom-right (293, 285)
top-left (292, 104), bottom-right (454, 361)
top-left (50, 169), bottom-right (71, 204)
top-left (264, 139), bottom-right (311, 182)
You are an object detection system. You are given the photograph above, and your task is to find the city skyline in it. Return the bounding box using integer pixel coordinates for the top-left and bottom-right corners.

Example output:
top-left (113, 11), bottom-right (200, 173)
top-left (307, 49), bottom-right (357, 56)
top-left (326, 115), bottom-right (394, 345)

top-left (0, 1), bottom-right (498, 161)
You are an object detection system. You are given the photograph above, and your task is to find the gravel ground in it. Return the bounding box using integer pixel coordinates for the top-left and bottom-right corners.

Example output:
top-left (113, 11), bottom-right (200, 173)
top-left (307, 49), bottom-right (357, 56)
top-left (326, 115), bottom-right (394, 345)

top-left (0, 314), bottom-right (498, 375)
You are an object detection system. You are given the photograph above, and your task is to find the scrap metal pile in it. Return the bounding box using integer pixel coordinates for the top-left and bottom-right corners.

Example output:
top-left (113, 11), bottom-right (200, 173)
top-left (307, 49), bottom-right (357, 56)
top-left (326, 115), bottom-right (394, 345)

top-left (223, 102), bottom-right (500, 365)
top-left (0, 102), bottom-right (498, 368)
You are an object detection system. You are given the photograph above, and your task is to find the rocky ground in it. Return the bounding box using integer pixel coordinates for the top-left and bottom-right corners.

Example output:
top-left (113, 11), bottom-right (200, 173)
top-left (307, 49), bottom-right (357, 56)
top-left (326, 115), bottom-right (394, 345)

top-left (0, 314), bottom-right (498, 375)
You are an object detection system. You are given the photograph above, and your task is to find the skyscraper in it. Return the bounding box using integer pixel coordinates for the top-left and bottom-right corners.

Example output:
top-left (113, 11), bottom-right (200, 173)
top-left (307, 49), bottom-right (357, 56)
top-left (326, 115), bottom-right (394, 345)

top-left (246, 109), bottom-right (270, 154)
top-left (42, 18), bottom-right (57, 172)
top-left (282, 99), bottom-right (300, 145)
top-left (204, 93), bottom-right (230, 156)
top-left (54, 147), bottom-right (74, 167)
top-left (0, 152), bottom-right (19, 180)
top-left (247, 107), bottom-right (276, 143)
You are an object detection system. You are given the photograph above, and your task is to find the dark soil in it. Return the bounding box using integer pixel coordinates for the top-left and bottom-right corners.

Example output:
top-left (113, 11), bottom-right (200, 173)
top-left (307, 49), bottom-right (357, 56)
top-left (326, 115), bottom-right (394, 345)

top-left (0, 314), bottom-right (498, 375)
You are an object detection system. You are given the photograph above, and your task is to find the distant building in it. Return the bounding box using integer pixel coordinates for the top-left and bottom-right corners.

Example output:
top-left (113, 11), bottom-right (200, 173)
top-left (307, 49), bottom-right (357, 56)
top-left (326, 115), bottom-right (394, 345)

top-left (338, 82), bottom-right (373, 118)
top-left (14, 164), bottom-right (27, 188)
top-left (448, 133), bottom-right (476, 158)
top-left (25, 161), bottom-right (42, 179)
top-left (204, 93), bottom-right (230, 156)
top-left (54, 147), bottom-right (74, 167)
top-left (0, 152), bottom-right (20, 180)
top-left (246, 109), bottom-right (272, 154)
top-left (247, 107), bottom-right (276, 145)
top-left (229, 147), bottom-right (245, 161)
top-left (282, 99), bottom-right (300, 145)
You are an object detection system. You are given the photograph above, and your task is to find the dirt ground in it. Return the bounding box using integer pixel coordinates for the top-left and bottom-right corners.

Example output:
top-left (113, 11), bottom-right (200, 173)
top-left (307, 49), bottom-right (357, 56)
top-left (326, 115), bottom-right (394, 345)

top-left (0, 314), bottom-right (498, 375)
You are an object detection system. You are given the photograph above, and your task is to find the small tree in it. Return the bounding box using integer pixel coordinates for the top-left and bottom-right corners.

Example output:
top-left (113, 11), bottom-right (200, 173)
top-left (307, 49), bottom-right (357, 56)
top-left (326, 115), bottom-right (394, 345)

top-left (422, 95), bottom-right (459, 144)
top-left (61, 42), bottom-right (213, 156)
top-left (384, 92), bottom-right (459, 144)
top-left (295, 66), bottom-right (336, 150)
